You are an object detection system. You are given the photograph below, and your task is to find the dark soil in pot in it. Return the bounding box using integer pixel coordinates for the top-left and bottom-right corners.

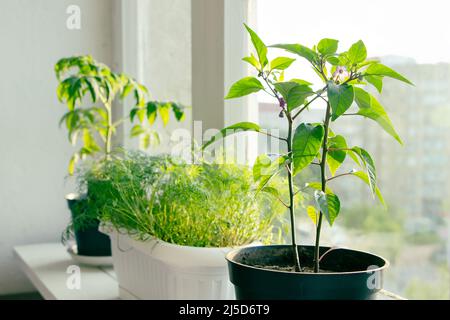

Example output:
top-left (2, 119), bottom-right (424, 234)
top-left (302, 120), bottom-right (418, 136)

top-left (226, 245), bottom-right (388, 300)
top-left (66, 193), bottom-right (111, 257)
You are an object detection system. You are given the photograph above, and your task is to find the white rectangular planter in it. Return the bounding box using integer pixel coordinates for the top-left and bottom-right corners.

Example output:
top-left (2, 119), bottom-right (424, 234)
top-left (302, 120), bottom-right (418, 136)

top-left (100, 224), bottom-right (235, 300)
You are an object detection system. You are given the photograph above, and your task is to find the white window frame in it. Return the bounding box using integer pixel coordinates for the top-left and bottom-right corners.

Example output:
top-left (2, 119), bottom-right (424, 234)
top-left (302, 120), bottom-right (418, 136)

top-left (115, 0), bottom-right (259, 163)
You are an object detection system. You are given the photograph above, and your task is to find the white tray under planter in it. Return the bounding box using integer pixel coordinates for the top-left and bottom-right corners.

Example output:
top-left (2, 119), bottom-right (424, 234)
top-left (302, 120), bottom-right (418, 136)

top-left (100, 224), bottom-right (236, 300)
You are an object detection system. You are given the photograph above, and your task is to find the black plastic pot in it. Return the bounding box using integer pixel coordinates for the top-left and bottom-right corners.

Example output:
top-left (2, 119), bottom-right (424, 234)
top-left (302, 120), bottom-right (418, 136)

top-left (226, 245), bottom-right (388, 300)
top-left (65, 193), bottom-right (111, 257)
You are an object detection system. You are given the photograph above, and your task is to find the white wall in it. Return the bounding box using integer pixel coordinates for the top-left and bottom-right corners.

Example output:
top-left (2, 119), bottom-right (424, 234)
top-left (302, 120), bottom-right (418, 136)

top-left (0, 0), bottom-right (113, 295)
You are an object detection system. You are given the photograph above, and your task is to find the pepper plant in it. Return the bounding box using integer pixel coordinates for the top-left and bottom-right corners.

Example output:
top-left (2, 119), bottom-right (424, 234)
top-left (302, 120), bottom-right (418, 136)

top-left (204, 25), bottom-right (412, 272)
top-left (56, 55), bottom-right (185, 174)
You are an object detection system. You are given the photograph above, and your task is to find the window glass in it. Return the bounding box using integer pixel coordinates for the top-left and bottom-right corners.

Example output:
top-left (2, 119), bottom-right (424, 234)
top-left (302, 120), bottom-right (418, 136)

top-left (257, 0), bottom-right (450, 299)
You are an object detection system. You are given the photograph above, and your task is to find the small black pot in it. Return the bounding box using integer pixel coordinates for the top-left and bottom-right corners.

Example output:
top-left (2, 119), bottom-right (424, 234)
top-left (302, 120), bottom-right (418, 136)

top-left (226, 245), bottom-right (388, 300)
top-left (65, 193), bottom-right (111, 257)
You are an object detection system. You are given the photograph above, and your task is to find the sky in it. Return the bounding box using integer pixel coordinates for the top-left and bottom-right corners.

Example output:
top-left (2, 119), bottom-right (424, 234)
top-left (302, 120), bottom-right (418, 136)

top-left (257, 0), bottom-right (450, 64)
top-left (256, 0), bottom-right (450, 102)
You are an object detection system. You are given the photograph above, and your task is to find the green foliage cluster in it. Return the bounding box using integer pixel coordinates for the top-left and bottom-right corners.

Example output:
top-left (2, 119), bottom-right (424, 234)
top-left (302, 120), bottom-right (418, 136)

top-left (86, 152), bottom-right (287, 247)
top-left (341, 203), bottom-right (405, 233)
top-left (204, 25), bottom-right (413, 271)
top-left (404, 265), bottom-right (450, 300)
top-left (55, 55), bottom-right (185, 174)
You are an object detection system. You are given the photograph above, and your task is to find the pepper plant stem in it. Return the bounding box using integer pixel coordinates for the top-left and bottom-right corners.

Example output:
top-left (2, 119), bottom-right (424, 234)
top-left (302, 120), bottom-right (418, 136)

top-left (105, 103), bottom-right (112, 160)
top-left (314, 100), bottom-right (332, 273)
top-left (287, 114), bottom-right (302, 272)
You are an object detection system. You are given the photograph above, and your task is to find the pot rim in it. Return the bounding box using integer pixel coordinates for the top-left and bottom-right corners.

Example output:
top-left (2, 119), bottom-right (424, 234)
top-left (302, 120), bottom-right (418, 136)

top-left (65, 192), bottom-right (87, 201)
top-left (100, 222), bottom-right (259, 252)
top-left (226, 244), bottom-right (389, 275)
top-left (65, 192), bottom-right (81, 201)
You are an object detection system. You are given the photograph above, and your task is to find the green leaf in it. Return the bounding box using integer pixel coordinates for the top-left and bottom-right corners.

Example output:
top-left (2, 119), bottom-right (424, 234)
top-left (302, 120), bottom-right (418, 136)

top-left (130, 124), bottom-right (145, 137)
top-left (306, 205), bottom-right (318, 225)
top-left (314, 190), bottom-right (341, 226)
top-left (289, 78), bottom-right (313, 86)
top-left (159, 103), bottom-right (170, 126)
top-left (170, 103), bottom-right (185, 122)
top-left (202, 122), bottom-right (261, 150)
top-left (67, 111), bottom-right (80, 132)
top-left (134, 87), bottom-right (145, 107)
top-left (68, 153), bottom-right (79, 176)
top-left (292, 123), bottom-right (324, 175)
top-left (351, 171), bottom-right (386, 206)
top-left (138, 84), bottom-right (149, 96)
top-left (140, 134), bottom-right (150, 149)
top-left (270, 57), bottom-right (296, 71)
top-left (82, 129), bottom-right (100, 152)
top-left (130, 108), bottom-right (140, 122)
top-left (348, 150), bottom-right (360, 166)
top-left (79, 147), bottom-right (94, 159)
top-left (67, 96), bottom-right (77, 112)
top-left (56, 82), bottom-right (68, 102)
top-left (326, 56), bottom-right (340, 66)
top-left (254, 155), bottom-right (287, 194)
top-left (256, 170), bottom-right (281, 196)
top-left (365, 63), bottom-right (413, 85)
top-left (242, 54), bottom-right (261, 70)
top-left (152, 131), bottom-right (161, 146)
top-left (327, 135), bottom-right (347, 176)
top-left (146, 102), bottom-right (158, 125)
top-left (244, 24), bottom-right (268, 67)
top-left (103, 80), bottom-right (112, 102)
top-left (136, 108), bottom-right (146, 123)
top-left (358, 59), bottom-right (380, 68)
top-left (82, 129), bottom-right (93, 146)
top-left (121, 82), bottom-right (134, 99)
top-left (347, 40), bottom-right (367, 64)
top-left (58, 112), bottom-right (69, 128)
top-left (317, 38), bottom-right (339, 55)
top-left (83, 78), bottom-right (97, 102)
top-left (327, 82), bottom-right (355, 120)
top-left (253, 155), bottom-right (287, 182)
top-left (305, 182), bottom-right (333, 194)
top-left (270, 43), bottom-right (318, 64)
top-left (92, 107), bottom-right (107, 122)
top-left (273, 82), bottom-right (313, 111)
top-left (351, 146), bottom-right (377, 195)
top-left (364, 75), bottom-right (383, 93)
top-left (225, 77), bottom-right (264, 99)
top-left (253, 154), bottom-right (272, 182)
top-left (66, 77), bottom-right (82, 102)
top-left (261, 186), bottom-right (280, 198)
top-left (98, 128), bottom-right (107, 141)
top-left (354, 87), bottom-right (402, 144)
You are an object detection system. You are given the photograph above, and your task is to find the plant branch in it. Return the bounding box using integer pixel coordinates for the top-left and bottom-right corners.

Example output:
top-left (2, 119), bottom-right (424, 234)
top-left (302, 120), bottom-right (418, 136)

top-left (104, 103), bottom-right (113, 160)
top-left (286, 113), bottom-right (302, 272)
top-left (259, 130), bottom-right (288, 142)
top-left (275, 195), bottom-right (290, 209)
top-left (341, 73), bottom-right (360, 85)
top-left (312, 59), bottom-right (328, 82)
top-left (327, 170), bottom-right (355, 182)
top-left (292, 86), bottom-right (327, 120)
top-left (112, 114), bottom-right (130, 128)
top-left (260, 72), bottom-right (289, 119)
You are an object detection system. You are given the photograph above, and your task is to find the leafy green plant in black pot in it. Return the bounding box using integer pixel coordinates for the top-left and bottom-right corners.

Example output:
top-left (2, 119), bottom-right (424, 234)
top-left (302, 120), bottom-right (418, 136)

top-left (56, 55), bottom-right (185, 256)
top-left (203, 25), bottom-right (413, 299)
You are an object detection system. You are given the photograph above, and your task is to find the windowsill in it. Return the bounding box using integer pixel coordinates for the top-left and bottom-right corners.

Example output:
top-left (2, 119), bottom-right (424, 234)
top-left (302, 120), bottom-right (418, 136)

top-left (14, 243), bottom-right (405, 300)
